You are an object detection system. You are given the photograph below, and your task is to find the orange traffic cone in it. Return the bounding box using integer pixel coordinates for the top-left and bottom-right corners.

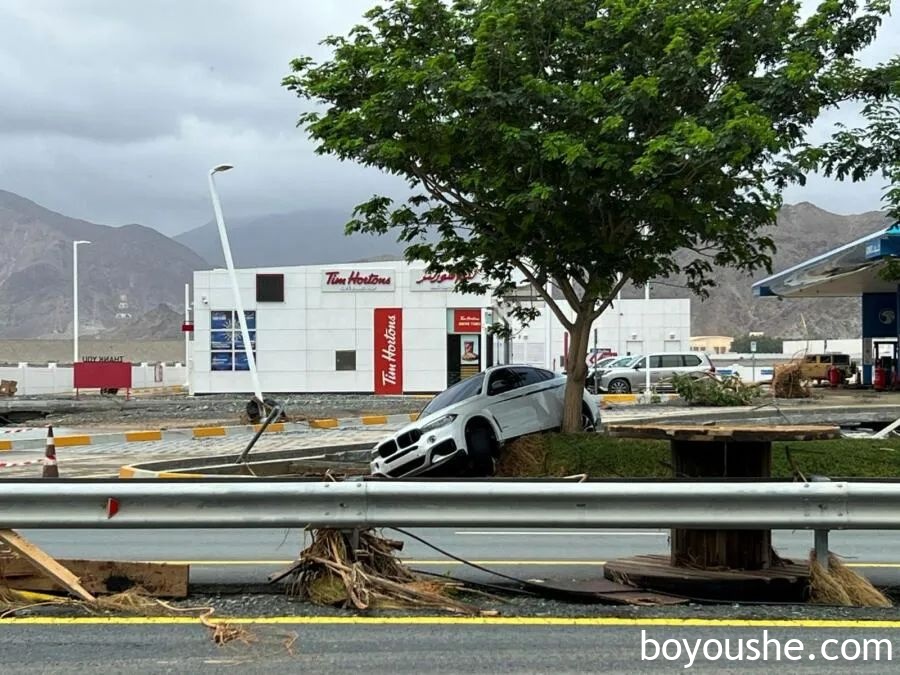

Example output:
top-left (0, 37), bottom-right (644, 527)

top-left (42, 425), bottom-right (59, 478)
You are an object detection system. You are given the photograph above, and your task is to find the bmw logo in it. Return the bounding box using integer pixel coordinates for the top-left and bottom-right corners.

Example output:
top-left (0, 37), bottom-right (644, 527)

top-left (880, 309), bottom-right (896, 325)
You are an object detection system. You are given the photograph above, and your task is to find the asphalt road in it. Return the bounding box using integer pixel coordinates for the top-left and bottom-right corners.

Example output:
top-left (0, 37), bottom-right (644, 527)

top-left (1, 622), bottom-right (898, 673)
top-left (15, 527), bottom-right (900, 588)
top-left (6, 528), bottom-right (900, 673)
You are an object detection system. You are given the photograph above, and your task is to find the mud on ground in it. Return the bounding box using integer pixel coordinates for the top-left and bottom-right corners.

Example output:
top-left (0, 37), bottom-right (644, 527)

top-left (39, 393), bottom-right (429, 430)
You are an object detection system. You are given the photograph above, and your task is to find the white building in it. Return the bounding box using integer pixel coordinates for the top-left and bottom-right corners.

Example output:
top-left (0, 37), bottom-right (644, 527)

top-left (190, 261), bottom-right (691, 394)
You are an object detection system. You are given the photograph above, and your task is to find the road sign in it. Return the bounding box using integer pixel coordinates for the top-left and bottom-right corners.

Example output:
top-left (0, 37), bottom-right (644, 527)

top-left (750, 341), bottom-right (757, 353)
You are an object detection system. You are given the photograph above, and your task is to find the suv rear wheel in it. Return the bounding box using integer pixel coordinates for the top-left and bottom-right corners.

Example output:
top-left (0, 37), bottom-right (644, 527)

top-left (607, 378), bottom-right (631, 394)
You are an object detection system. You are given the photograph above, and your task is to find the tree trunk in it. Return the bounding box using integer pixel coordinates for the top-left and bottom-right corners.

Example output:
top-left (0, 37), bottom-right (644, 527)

top-left (561, 313), bottom-right (592, 433)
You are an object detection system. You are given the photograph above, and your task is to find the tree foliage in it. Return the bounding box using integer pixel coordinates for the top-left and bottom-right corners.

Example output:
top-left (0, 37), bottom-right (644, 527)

top-left (671, 373), bottom-right (762, 407)
top-left (284, 0), bottom-right (889, 430)
top-left (810, 57), bottom-right (900, 221)
top-left (731, 334), bottom-right (783, 353)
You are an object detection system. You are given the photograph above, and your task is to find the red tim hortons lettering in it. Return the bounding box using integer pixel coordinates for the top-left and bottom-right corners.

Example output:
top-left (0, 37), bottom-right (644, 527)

top-left (374, 308), bottom-right (403, 395)
top-left (349, 271), bottom-right (391, 285)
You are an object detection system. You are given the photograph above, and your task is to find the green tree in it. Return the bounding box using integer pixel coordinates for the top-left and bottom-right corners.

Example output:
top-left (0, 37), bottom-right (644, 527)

top-left (731, 334), bottom-right (783, 354)
top-left (812, 57), bottom-right (900, 221)
top-left (285, 0), bottom-right (888, 431)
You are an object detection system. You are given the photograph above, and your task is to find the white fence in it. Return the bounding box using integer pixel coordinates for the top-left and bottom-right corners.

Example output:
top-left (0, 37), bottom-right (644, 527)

top-left (0, 363), bottom-right (187, 396)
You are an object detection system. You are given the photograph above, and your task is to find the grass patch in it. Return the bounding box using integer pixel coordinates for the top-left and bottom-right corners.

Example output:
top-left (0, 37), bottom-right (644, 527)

top-left (502, 434), bottom-right (900, 479)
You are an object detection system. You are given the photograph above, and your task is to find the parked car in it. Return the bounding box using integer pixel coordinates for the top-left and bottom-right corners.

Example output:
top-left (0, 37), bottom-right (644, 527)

top-left (586, 355), bottom-right (638, 393)
top-left (598, 352), bottom-right (716, 394)
top-left (798, 353), bottom-right (856, 384)
top-left (370, 365), bottom-right (599, 478)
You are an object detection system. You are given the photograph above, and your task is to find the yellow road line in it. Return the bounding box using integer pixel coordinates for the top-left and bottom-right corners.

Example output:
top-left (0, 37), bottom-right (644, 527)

top-left (156, 471), bottom-right (208, 479)
top-left (148, 559), bottom-right (900, 569)
top-left (309, 419), bottom-right (339, 429)
top-left (4, 616), bottom-right (900, 628)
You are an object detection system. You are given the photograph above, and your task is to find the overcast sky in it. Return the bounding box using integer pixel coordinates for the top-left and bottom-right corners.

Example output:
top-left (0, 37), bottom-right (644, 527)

top-left (0, 1), bottom-right (897, 236)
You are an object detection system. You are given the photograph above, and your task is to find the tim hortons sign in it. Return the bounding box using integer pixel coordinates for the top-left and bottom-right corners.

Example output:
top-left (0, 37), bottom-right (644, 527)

top-left (374, 308), bottom-right (403, 395)
top-left (322, 269), bottom-right (395, 292)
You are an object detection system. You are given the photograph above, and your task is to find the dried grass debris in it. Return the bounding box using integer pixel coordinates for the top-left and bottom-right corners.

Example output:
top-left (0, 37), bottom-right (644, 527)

top-left (809, 552), bottom-right (891, 607)
top-left (285, 529), bottom-right (484, 615)
top-left (773, 363), bottom-right (810, 399)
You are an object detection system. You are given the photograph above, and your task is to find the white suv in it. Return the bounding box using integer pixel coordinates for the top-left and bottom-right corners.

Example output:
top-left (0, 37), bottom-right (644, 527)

top-left (598, 352), bottom-right (716, 394)
top-left (370, 365), bottom-right (599, 478)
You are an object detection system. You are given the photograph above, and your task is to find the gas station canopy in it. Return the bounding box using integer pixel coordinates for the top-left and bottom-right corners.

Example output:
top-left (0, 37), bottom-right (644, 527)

top-left (752, 222), bottom-right (900, 387)
top-left (752, 224), bottom-right (900, 298)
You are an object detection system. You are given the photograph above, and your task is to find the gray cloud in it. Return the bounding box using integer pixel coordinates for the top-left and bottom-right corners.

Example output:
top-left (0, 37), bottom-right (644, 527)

top-left (0, 0), bottom-right (897, 235)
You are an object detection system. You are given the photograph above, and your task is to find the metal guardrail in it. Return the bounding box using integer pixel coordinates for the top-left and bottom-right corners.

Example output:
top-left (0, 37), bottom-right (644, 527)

top-left (0, 480), bottom-right (898, 530)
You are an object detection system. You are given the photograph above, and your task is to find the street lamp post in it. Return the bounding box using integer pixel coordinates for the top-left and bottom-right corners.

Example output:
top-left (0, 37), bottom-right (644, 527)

top-left (207, 164), bottom-right (264, 404)
top-left (72, 240), bottom-right (91, 364)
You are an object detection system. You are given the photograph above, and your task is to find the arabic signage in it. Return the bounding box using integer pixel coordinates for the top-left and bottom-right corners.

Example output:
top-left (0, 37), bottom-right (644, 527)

top-left (453, 308), bottom-right (482, 334)
top-left (409, 269), bottom-right (474, 291)
top-left (322, 269), bottom-right (395, 292)
top-left (374, 308), bottom-right (403, 395)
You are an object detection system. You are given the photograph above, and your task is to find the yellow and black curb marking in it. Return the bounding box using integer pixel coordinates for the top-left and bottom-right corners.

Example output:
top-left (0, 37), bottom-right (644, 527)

top-left (0, 413), bottom-right (422, 453)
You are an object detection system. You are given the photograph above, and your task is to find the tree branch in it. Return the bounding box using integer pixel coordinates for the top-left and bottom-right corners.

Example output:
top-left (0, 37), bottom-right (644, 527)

top-left (514, 261), bottom-right (575, 331)
top-left (591, 274), bottom-right (630, 321)
top-left (555, 274), bottom-right (582, 311)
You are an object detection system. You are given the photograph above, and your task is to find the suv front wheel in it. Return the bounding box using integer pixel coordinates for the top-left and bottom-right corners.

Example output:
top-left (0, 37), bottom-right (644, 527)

top-left (607, 378), bottom-right (632, 394)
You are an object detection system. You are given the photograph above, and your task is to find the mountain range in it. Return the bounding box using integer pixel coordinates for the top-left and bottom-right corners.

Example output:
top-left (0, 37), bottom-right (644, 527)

top-left (0, 190), bottom-right (205, 339)
top-left (174, 209), bottom-right (405, 268)
top-left (0, 188), bottom-right (890, 341)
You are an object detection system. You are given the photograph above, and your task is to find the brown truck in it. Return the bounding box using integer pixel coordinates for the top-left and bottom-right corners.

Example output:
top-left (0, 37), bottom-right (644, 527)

top-left (799, 353), bottom-right (856, 384)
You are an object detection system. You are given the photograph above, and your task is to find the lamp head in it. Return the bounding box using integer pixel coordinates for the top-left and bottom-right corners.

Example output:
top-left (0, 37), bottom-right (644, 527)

top-left (210, 164), bottom-right (234, 175)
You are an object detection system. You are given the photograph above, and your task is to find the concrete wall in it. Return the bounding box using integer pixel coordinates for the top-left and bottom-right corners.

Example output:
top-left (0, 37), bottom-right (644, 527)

top-left (0, 340), bottom-right (184, 366)
top-left (0, 363), bottom-right (186, 396)
top-left (505, 298), bottom-right (691, 371)
top-left (782, 339), bottom-right (862, 360)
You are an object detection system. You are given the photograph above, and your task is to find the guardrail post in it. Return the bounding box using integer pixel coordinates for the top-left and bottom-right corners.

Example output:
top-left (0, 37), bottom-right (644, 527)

top-left (341, 528), bottom-right (361, 557)
top-left (814, 529), bottom-right (829, 570)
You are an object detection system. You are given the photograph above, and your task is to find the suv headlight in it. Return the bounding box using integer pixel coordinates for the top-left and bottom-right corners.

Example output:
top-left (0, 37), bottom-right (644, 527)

top-left (420, 414), bottom-right (457, 432)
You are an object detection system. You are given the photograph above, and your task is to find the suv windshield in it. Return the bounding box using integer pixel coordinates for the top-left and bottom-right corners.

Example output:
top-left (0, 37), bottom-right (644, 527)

top-left (608, 356), bottom-right (635, 368)
top-left (421, 373), bottom-right (485, 416)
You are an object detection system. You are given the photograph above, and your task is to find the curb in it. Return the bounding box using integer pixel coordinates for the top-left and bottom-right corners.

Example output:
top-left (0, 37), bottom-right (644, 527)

top-left (0, 413), bottom-right (422, 452)
top-left (119, 444), bottom-right (374, 479)
top-left (598, 394), bottom-right (680, 405)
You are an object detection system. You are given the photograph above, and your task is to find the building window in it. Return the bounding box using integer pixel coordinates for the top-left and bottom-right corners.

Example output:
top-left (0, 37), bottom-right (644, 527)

top-left (335, 350), bottom-right (356, 371)
top-left (210, 310), bottom-right (257, 371)
top-left (256, 274), bottom-right (285, 302)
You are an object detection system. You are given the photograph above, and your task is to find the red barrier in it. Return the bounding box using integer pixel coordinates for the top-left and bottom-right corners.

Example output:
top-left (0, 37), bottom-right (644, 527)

top-left (74, 361), bottom-right (132, 398)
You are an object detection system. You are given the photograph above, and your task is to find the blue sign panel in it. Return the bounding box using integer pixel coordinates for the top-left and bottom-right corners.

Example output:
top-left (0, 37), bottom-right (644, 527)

top-left (865, 240), bottom-right (882, 260)
top-left (862, 293), bottom-right (898, 338)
